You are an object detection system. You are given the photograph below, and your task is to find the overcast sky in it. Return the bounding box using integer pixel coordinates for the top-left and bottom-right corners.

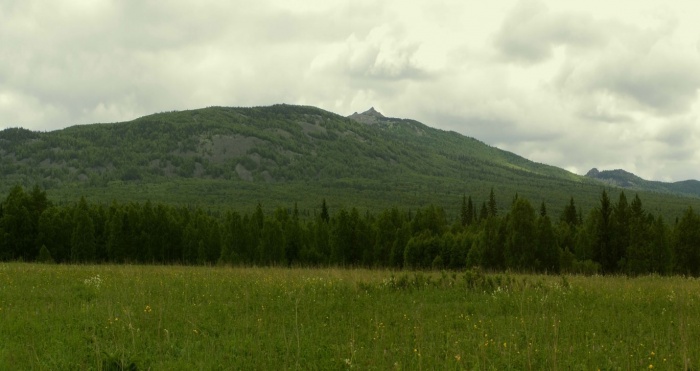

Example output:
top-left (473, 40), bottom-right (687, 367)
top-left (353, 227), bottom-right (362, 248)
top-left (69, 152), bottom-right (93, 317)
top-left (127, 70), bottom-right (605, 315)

top-left (2, 0), bottom-right (700, 181)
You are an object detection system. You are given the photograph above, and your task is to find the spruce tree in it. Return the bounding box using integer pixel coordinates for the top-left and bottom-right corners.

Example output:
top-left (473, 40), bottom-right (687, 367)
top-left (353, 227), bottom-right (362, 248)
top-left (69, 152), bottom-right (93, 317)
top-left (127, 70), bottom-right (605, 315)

top-left (466, 196), bottom-right (475, 226)
top-left (320, 199), bottom-right (330, 223)
top-left (596, 190), bottom-right (614, 273)
top-left (479, 202), bottom-right (489, 222)
top-left (673, 207), bottom-right (700, 275)
top-left (535, 212), bottom-right (559, 273)
top-left (610, 191), bottom-right (630, 272)
top-left (37, 245), bottom-right (55, 264)
top-left (505, 197), bottom-right (536, 269)
top-left (488, 188), bottom-right (498, 217)
top-left (461, 195), bottom-right (469, 226)
top-left (560, 197), bottom-right (579, 227)
top-left (71, 197), bottom-right (96, 263)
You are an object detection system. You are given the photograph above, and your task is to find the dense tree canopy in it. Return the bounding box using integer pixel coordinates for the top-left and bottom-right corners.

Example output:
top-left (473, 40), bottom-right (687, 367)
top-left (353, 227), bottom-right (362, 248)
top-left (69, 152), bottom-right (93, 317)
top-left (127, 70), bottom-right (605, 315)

top-left (1, 186), bottom-right (698, 276)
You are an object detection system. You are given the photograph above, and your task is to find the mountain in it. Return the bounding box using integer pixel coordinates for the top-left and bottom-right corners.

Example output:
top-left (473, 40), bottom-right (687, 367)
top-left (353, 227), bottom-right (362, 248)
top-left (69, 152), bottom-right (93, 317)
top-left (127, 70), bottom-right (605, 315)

top-left (585, 168), bottom-right (700, 198)
top-left (1, 104), bottom-right (699, 218)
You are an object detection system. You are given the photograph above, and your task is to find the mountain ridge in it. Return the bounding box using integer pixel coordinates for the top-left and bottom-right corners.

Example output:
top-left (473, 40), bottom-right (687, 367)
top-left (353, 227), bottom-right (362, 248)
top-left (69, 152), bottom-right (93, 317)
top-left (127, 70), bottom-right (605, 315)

top-left (585, 167), bottom-right (700, 198)
top-left (1, 104), bottom-right (700, 218)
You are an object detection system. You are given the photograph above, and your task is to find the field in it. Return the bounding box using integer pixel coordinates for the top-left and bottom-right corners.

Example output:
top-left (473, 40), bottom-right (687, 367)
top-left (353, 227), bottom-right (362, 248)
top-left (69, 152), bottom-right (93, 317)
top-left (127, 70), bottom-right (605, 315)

top-left (1, 264), bottom-right (699, 370)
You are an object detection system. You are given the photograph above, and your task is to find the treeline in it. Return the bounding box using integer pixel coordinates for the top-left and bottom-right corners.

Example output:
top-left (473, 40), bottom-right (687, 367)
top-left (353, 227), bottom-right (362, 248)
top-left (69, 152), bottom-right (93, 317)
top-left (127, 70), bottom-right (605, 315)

top-left (1, 185), bottom-right (699, 275)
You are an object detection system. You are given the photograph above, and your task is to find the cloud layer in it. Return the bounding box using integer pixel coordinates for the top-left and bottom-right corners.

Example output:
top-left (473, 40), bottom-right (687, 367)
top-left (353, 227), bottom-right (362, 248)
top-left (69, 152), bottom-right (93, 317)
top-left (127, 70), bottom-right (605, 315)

top-left (1, 0), bottom-right (699, 181)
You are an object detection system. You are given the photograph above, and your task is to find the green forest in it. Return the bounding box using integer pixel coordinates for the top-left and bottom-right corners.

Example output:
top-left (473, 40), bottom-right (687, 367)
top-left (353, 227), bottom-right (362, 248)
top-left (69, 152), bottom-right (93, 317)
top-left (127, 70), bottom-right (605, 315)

top-left (2, 185), bottom-right (698, 276)
top-left (3, 104), bottom-right (700, 221)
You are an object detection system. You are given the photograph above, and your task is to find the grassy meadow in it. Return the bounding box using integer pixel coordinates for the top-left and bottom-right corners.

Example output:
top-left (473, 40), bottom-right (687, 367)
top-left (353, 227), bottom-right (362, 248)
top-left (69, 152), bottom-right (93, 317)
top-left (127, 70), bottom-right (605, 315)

top-left (1, 263), bottom-right (699, 370)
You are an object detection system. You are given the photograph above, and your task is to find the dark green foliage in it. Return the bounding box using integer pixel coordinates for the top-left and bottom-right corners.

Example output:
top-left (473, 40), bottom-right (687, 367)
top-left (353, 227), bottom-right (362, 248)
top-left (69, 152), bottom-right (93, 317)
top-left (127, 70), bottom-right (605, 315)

top-left (0, 185), bottom-right (50, 261)
top-left (561, 197), bottom-right (580, 227)
top-left (320, 199), bottom-right (330, 224)
top-left (37, 206), bottom-right (72, 262)
top-left (71, 197), bottom-right (96, 262)
top-left (460, 195), bottom-right (475, 226)
top-left (0, 185), bottom-right (696, 276)
top-left (488, 188), bottom-right (498, 217)
top-left (535, 213), bottom-right (559, 273)
top-left (37, 245), bottom-right (55, 264)
top-left (610, 192), bottom-right (630, 271)
top-left (505, 198), bottom-right (536, 269)
top-left (673, 207), bottom-right (700, 275)
top-left (596, 190), bottom-right (615, 273)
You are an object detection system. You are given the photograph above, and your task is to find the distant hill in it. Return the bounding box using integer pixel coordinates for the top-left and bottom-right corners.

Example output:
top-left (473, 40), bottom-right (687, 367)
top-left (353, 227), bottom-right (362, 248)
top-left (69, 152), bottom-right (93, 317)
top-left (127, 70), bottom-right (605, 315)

top-left (585, 168), bottom-right (700, 198)
top-left (1, 104), bottom-right (699, 218)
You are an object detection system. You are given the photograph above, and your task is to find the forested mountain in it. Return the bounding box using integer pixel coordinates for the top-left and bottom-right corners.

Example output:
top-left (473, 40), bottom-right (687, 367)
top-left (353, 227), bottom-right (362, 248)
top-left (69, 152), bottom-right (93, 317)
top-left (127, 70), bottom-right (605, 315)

top-left (586, 168), bottom-right (700, 197)
top-left (1, 104), bottom-right (699, 218)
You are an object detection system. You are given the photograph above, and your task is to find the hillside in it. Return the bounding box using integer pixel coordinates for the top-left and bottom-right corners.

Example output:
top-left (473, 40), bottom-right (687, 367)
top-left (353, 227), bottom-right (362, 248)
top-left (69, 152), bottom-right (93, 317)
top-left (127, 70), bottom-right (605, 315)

top-left (1, 105), bottom-right (699, 218)
top-left (585, 168), bottom-right (700, 198)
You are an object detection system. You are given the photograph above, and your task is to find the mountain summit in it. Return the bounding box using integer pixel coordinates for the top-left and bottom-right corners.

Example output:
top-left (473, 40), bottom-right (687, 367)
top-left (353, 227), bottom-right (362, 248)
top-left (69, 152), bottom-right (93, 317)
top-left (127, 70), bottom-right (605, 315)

top-left (348, 107), bottom-right (386, 125)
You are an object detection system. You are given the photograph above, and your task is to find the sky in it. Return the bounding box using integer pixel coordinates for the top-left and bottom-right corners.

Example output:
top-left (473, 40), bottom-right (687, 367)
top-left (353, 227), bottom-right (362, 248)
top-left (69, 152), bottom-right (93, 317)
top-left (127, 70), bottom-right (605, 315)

top-left (1, 0), bottom-right (700, 182)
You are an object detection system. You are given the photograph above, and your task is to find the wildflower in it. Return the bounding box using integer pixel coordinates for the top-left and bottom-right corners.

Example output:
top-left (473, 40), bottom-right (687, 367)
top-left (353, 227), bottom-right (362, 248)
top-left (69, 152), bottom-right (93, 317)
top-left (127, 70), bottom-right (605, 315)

top-left (648, 365), bottom-right (653, 369)
top-left (455, 354), bottom-right (461, 362)
top-left (144, 305), bottom-right (152, 313)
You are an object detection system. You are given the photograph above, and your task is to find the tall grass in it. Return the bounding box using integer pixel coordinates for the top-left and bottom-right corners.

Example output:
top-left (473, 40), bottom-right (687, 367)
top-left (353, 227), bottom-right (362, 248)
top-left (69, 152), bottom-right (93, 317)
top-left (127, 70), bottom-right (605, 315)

top-left (0, 263), bottom-right (698, 369)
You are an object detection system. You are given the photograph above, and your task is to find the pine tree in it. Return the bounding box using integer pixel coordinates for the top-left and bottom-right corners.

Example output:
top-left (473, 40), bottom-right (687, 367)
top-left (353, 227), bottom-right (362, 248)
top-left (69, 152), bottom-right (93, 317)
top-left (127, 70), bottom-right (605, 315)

top-left (479, 202), bottom-right (489, 222)
top-left (220, 211), bottom-right (243, 264)
top-left (626, 194), bottom-right (651, 275)
top-left (107, 206), bottom-right (128, 262)
top-left (320, 199), bottom-right (330, 223)
top-left (505, 197), bottom-right (536, 269)
top-left (260, 219), bottom-right (286, 265)
top-left (330, 209), bottom-right (353, 265)
top-left (610, 191), bottom-right (630, 272)
top-left (37, 245), bottom-right (55, 264)
top-left (37, 206), bottom-right (72, 263)
top-left (596, 190), bottom-right (614, 273)
top-left (560, 197), bottom-right (579, 227)
top-left (0, 185), bottom-right (35, 260)
top-left (71, 197), bottom-right (96, 263)
top-left (461, 195), bottom-right (469, 227)
top-left (535, 212), bottom-right (559, 273)
top-left (466, 196), bottom-right (475, 226)
top-left (460, 195), bottom-right (475, 227)
top-left (650, 216), bottom-right (672, 274)
top-left (284, 215), bottom-right (303, 266)
top-left (673, 207), bottom-right (700, 275)
top-left (488, 188), bottom-right (498, 217)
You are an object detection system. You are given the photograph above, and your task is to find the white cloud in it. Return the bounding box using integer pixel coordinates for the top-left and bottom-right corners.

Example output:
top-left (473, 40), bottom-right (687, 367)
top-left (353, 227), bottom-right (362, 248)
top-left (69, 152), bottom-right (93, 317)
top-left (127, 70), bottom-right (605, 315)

top-left (311, 25), bottom-right (432, 82)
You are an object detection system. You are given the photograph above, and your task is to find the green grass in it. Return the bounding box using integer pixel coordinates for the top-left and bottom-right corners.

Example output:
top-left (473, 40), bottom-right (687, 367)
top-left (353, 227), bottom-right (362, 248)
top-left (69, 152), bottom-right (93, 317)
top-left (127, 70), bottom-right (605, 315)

top-left (1, 263), bottom-right (699, 369)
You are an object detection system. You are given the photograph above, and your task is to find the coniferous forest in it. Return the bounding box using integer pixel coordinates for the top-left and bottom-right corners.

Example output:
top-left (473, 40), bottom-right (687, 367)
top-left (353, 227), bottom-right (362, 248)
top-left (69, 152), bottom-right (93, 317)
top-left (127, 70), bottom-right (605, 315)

top-left (2, 185), bottom-right (699, 276)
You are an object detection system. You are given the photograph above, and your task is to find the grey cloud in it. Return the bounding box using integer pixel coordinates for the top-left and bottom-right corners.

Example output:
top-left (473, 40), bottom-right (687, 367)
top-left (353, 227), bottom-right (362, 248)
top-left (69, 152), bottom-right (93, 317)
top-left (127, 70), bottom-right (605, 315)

top-left (576, 108), bottom-right (634, 124)
top-left (494, 1), bottom-right (604, 64)
top-left (560, 46), bottom-right (700, 116)
top-left (596, 56), bottom-right (700, 114)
